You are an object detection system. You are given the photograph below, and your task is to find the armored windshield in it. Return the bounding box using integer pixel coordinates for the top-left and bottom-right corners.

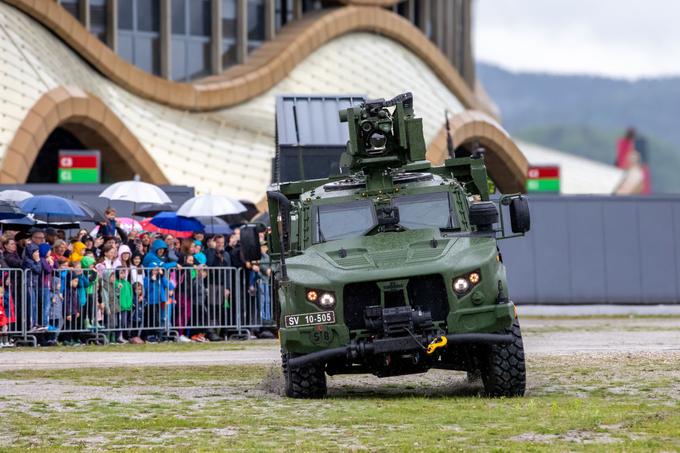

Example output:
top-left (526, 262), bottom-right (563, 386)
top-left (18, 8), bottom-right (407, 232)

top-left (393, 192), bottom-right (458, 230)
top-left (315, 200), bottom-right (377, 243)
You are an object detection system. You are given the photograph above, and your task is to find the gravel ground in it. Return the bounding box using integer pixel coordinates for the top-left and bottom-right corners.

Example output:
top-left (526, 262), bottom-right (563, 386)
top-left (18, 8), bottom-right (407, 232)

top-left (1, 317), bottom-right (679, 370)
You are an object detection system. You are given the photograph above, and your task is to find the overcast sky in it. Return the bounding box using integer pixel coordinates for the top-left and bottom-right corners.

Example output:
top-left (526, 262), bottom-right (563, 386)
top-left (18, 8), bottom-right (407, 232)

top-left (475, 0), bottom-right (680, 79)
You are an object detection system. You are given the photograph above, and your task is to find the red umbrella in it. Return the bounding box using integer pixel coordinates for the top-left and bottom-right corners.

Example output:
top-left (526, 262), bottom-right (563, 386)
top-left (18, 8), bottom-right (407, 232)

top-left (139, 217), bottom-right (193, 238)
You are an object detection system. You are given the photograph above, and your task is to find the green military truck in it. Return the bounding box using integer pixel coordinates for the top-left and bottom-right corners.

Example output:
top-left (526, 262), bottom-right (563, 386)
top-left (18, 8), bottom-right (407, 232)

top-left (241, 93), bottom-right (530, 398)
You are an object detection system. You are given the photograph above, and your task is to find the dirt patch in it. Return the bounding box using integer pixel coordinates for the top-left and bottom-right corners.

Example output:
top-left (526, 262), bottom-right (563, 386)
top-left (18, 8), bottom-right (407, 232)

top-left (511, 430), bottom-right (622, 444)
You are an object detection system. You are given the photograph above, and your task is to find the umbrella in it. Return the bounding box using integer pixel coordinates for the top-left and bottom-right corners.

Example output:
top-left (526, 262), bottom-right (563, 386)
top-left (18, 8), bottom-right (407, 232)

top-left (99, 180), bottom-right (172, 204)
top-left (221, 200), bottom-right (259, 225)
top-left (198, 217), bottom-right (233, 235)
top-left (0, 200), bottom-right (26, 220)
top-left (0, 189), bottom-right (33, 203)
top-left (177, 194), bottom-right (246, 217)
top-left (90, 217), bottom-right (143, 237)
top-left (74, 201), bottom-right (107, 223)
top-left (139, 217), bottom-right (194, 238)
top-left (19, 195), bottom-right (87, 222)
top-left (1, 216), bottom-right (80, 231)
top-left (149, 212), bottom-right (204, 232)
top-left (132, 202), bottom-right (177, 217)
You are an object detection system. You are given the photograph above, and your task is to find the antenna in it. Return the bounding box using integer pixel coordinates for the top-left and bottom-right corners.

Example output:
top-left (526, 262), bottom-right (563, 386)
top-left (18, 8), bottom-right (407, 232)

top-left (445, 110), bottom-right (455, 158)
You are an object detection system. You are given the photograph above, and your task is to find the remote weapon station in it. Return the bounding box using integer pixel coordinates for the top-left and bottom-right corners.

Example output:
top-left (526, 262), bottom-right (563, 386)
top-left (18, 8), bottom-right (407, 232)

top-left (240, 93), bottom-right (531, 398)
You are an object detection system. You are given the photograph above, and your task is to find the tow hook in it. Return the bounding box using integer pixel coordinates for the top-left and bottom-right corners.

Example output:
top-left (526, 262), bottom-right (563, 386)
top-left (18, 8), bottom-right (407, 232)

top-left (426, 335), bottom-right (448, 355)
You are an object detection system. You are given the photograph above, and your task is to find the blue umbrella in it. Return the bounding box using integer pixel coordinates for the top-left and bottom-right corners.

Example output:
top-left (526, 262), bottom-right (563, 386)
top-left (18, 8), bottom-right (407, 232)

top-left (150, 212), bottom-right (204, 232)
top-left (20, 195), bottom-right (87, 222)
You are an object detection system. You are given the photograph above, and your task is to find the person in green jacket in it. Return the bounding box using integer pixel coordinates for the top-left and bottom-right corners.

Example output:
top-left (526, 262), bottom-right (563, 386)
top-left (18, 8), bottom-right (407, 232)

top-left (114, 267), bottom-right (133, 344)
top-left (80, 255), bottom-right (99, 331)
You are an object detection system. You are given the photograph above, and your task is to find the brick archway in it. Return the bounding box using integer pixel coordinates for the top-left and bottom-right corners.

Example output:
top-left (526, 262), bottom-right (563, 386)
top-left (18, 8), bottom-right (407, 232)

top-left (0, 86), bottom-right (168, 184)
top-left (426, 110), bottom-right (528, 193)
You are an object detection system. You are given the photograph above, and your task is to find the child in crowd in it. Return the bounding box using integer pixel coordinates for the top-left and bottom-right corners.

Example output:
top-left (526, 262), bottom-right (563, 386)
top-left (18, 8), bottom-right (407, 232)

top-left (22, 244), bottom-right (42, 329)
top-left (116, 244), bottom-right (132, 269)
top-left (190, 265), bottom-right (209, 342)
top-left (79, 256), bottom-right (99, 330)
top-left (0, 286), bottom-right (9, 347)
top-left (129, 281), bottom-right (145, 344)
top-left (114, 267), bottom-right (133, 343)
top-left (45, 276), bottom-right (64, 345)
top-left (96, 244), bottom-right (118, 342)
top-left (62, 272), bottom-right (81, 345)
top-left (176, 255), bottom-right (196, 342)
top-left (143, 264), bottom-right (174, 342)
top-left (38, 243), bottom-right (54, 327)
top-left (130, 252), bottom-right (145, 285)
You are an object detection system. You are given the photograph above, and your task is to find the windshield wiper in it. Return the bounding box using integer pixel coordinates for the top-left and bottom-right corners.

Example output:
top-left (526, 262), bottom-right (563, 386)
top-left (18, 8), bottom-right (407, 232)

top-left (317, 215), bottom-right (327, 243)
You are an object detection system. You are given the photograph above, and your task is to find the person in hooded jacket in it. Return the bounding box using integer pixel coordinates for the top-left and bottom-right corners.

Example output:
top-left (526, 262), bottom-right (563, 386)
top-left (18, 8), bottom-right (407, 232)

top-left (22, 243), bottom-right (42, 329)
top-left (143, 239), bottom-right (178, 270)
top-left (38, 244), bottom-right (54, 327)
top-left (115, 244), bottom-right (132, 270)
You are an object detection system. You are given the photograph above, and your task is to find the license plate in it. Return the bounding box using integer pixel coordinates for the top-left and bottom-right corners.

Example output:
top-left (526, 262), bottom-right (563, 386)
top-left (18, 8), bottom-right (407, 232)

top-left (284, 311), bottom-right (336, 328)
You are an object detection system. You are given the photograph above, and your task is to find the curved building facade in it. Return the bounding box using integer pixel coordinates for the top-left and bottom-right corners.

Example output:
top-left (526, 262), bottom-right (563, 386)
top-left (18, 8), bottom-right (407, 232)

top-left (0, 0), bottom-right (529, 201)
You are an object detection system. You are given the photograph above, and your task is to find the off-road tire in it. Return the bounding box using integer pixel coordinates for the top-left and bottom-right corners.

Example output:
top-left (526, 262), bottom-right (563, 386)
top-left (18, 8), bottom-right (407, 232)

top-left (282, 349), bottom-right (327, 399)
top-left (480, 319), bottom-right (526, 397)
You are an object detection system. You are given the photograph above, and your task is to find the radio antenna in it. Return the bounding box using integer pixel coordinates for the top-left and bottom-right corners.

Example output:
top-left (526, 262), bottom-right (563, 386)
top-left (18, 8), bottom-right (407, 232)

top-left (445, 110), bottom-right (455, 158)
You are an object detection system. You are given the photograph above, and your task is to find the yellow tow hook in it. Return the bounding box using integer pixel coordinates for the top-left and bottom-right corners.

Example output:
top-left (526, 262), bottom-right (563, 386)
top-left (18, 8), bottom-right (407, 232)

top-left (426, 335), bottom-right (448, 355)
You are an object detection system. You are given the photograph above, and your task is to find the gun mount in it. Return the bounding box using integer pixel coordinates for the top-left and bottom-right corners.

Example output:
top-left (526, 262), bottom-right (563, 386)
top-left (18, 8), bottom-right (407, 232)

top-left (339, 92), bottom-right (430, 188)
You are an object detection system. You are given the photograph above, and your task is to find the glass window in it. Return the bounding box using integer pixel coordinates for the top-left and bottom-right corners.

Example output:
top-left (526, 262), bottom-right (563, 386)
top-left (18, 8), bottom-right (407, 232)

top-left (302, 0), bottom-right (322, 13)
top-left (222, 0), bottom-right (237, 39)
top-left (60, 0), bottom-right (80, 20)
top-left (186, 41), bottom-right (211, 79)
top-left (190, 0), bottom-right (211, 36)
top-left (393, 192), bottom-right (458, 230)
top-left (222, 0), bottom-right (237, 68)
top-left (275, 0), bottom-right (293, 31)
top-left (90, 0), bottom-right (108, 43)
top-left (171, 38), bottom-right (187, 80)
top-left (171, 0), bottom-right (185, 34)
top-left (117, 0), bottom-right (161, 76)
top-left (248, 0), bottom-right (265, 42)
top-left (315, 201), bottom-right (377, 243)
top-left (137, 0), bottom-right (160, 32)
top-left (118, 0), bottom-right (134, 30)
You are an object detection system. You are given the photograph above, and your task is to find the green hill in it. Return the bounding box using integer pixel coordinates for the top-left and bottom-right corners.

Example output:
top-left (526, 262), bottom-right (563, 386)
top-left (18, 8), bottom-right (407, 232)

top-left (477, 63), bottom-right (680, 192)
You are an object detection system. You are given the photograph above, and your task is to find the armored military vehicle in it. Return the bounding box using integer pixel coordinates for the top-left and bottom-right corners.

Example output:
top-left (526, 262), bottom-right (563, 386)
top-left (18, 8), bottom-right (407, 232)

top-left (241, 92), bottom-right (530, 398)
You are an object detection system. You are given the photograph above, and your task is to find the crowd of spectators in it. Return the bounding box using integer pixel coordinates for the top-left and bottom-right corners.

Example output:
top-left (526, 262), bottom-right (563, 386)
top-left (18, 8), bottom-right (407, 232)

top-left (0, 208), bottom-right (272, 347)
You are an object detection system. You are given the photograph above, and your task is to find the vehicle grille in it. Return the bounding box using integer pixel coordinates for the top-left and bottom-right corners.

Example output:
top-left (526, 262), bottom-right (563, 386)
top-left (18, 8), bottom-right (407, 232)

top-left (407, 274), bottom-right (449, 322)
top-left (343, 281), bottom-right (380, 330)
top-left (343, 274), bottom-right (450, 330)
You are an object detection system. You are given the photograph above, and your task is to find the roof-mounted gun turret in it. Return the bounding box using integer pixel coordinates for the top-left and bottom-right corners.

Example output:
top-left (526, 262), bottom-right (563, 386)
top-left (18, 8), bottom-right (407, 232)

top-left (339, 93), bottom-right (430, 184)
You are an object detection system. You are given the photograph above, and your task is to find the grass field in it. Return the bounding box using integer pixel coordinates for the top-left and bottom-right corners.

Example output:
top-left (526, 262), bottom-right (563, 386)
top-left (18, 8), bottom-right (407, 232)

top-left (0, 352), bottom-right (679, 451)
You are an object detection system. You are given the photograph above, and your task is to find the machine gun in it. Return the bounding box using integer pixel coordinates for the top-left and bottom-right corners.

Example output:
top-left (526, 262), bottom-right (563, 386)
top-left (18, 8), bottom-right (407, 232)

top-left (338, 92), bottom-right (429, 176)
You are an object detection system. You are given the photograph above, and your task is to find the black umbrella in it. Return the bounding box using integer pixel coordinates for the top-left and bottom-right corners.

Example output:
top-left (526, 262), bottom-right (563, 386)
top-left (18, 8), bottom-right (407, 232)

top-left (0, 200), bottom-right (26, 221)
top-left (77, 201), bottom-right (107, 223)
top-left (0, 216), bottom-right (80, 232)
top-left (132, 202), bottom-right (177, 218)
top-left (219, 200), bottom-right (260, 225)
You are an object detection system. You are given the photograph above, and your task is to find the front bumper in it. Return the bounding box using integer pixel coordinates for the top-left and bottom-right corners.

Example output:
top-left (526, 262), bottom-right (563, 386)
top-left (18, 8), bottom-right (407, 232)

top-left (287, 331), bottom-right (514, 368)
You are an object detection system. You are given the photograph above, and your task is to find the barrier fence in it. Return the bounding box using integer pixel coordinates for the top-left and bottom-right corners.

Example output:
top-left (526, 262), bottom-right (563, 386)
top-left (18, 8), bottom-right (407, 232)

top-left (0, 266), bottom-right (273, 347)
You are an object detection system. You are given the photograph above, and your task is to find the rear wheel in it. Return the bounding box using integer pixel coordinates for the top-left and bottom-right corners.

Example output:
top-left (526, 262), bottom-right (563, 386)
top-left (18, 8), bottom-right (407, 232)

top-left (282, 349), bottom-right (327, 399)
top-left (480, 319), bottom-right (526, 397)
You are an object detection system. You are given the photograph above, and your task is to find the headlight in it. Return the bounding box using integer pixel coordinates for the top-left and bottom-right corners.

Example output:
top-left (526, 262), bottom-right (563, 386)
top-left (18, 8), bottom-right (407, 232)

top-left (452, 270), bottom-right (482, 295)
top-left (453, 278), bottom-right (470, 294)
top-left (305, 289), bottom-right (336, 309)
top-left (318, 293), bottom-right (336, 308)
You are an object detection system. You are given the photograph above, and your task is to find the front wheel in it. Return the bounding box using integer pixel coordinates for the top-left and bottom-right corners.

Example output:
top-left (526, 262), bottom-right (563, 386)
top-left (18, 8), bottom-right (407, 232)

top-left (480, 319), bottom-right (526, 397)
top-left (282, 349), bottom-right (327, 399)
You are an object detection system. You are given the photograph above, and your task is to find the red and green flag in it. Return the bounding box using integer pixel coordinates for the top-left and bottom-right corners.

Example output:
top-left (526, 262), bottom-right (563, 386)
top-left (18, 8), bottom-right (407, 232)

top-left (58, 151), bottom-right (101, 184)
top-left (526, 166), bottom-right (560, 193)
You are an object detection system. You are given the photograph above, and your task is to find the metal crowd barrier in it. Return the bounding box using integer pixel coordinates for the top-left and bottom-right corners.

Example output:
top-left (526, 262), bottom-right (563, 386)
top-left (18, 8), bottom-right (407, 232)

top-left (0, 266), bottom-right (274, 347)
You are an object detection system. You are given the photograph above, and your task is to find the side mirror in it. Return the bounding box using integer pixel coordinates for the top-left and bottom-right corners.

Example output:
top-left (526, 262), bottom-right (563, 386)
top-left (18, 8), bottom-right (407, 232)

top-left (240, 226), bottom-right (262, 262)
top-left (510, 197), bottom-right (531, 233)
top-left (468, 201), bottom-right (498, 232)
